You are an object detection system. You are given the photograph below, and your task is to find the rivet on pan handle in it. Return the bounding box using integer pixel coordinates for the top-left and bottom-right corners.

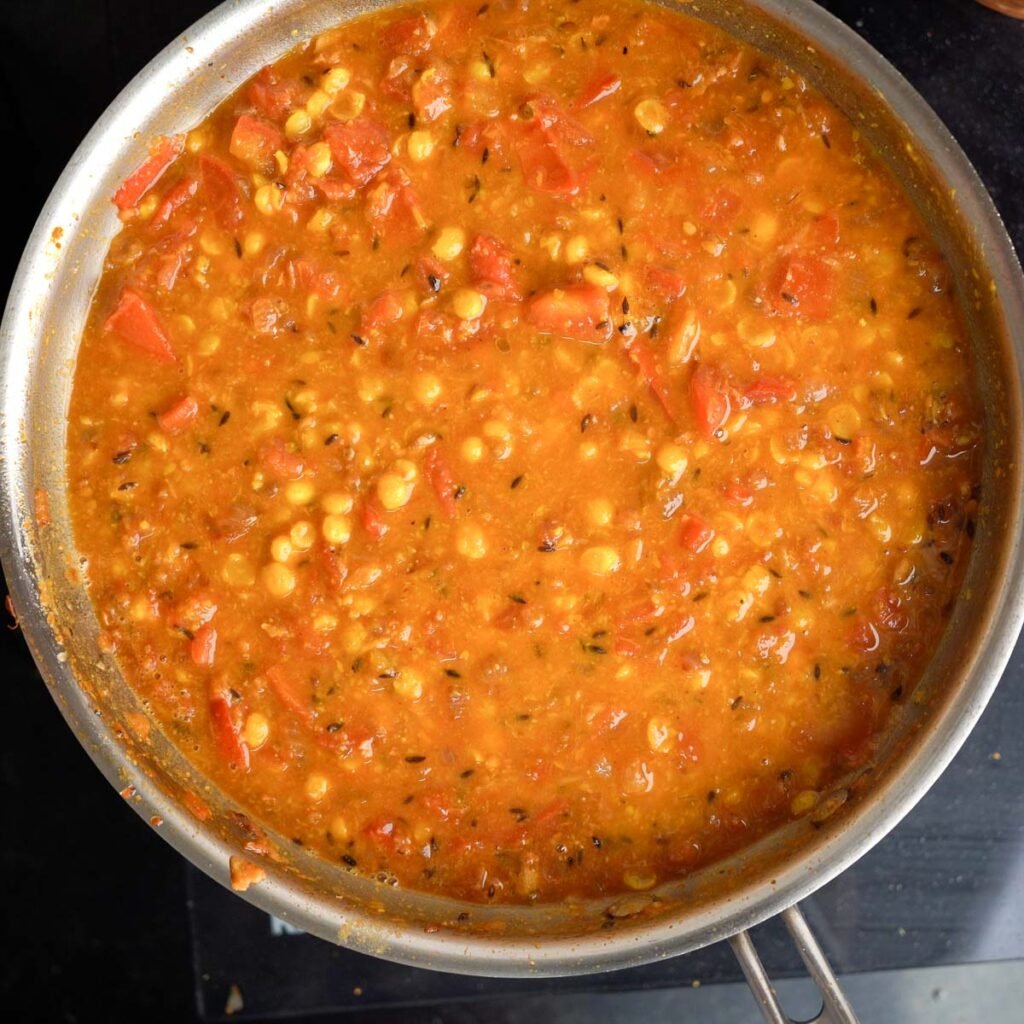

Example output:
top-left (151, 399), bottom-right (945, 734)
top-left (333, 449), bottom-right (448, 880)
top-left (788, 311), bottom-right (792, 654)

top-left (728, 904), bottom-right (859, 1024)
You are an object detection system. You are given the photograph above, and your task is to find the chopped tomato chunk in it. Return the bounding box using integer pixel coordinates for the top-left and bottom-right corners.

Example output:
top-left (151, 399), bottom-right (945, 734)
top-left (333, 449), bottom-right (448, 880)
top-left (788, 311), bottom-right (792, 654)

top-left (743, 375), bottom-right (798, 405)
top-left (678, 513), bottom-right (715, 554)
top-left (690, 364), bottom-right (731, 436)
top-left (229, 115), bottom-right (285, 170)
top-left (361, 500), bottom-right (388, 539)
top-left (527, 285), bottom-right (611, 342)
top-left (468, 234), bottom-right (521, 301)
top-left (259, 439), bottom-right (305, 480)
top-left (808, 212), bottom-right (841, 248)
top-left (360, 290), bottom-right (406, 335)
top-left (104, 290), bottom-right (176, 363)
top-left (614, 637), bottom-right (643, 658)
top-left (112, 135), bottom-right (184, 212)
top-left (199, 155), bottom-right (244, 228)
top-left (366, 168), bottom-right (425, 229)
top-left (157, 395), bottom-right (200, 433)
top-left (382, 12), bottom-right (436, 55)
top-left (644, 265), bottom-right (688, 302)
top-left (246, 67), bottom-right (299, 119)
top-left (149, 177), bottom-right (198, 230)
top-left (209, 690), bottom-right (249, 770)
top-left (625, 335), bottom-right (676, 421)
top-left (701, 188), bottom-right (742, 226)
top-left (267, 664), bottom-right (314, 721)
top-left (424, 447), bottom-right (458, 517)
top-left (381, 56), bottom-right (416, 103)
top-left (526, 95), bottom-right (594, 147)
top-left (190, 625), bottom-right (218, 668)
top-left (576, 72), bottom-right (622, 110)
top-left (324, 119), bottom-right (392, 187)
top-left (415, 253), bottom-right (450, 293)
top-left (768, 253), bottom-right (836, 319)
top-left (517, 125), bottom-right (581, 196)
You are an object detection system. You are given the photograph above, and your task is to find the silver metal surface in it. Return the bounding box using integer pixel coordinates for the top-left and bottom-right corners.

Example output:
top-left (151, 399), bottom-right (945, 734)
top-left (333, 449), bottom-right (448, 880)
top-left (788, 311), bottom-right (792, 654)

top-left (2, 0), bottom-right (1023, 981)
top-left (729, 906), bottom-right (860, 1024)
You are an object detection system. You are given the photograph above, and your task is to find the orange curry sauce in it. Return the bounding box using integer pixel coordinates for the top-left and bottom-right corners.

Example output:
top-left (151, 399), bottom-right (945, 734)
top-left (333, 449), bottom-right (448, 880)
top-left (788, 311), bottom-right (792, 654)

top-left (68, 0), bottom-right (981, 902)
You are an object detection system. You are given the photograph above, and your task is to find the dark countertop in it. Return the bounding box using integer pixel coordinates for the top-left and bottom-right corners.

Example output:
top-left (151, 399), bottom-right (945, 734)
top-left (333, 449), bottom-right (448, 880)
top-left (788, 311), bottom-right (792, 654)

top-left (1, 2), bottom-right (1022, 1023)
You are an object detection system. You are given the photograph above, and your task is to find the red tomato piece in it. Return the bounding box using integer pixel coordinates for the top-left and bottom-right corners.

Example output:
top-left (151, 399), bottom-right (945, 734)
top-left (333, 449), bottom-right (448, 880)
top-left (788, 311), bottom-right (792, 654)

top-left (644, 265), bottom-right (688, 302)
top-left (155, 245), bottom-right (188, 293)
top-left (424, 447), bottom-right (458, 518)
top-left (517, 125), bottom-right (581, 197)
top-left (149, 177), bottom-right (198, 231)
top-left (690, 364), bottom-right (731, 436)
top-left (625, 335), bottom-right (676, 421)
top-left (628, 149), bottom-right (664, 178)
top-left (199, 154), bottom-right (244, 229)
top-left (157, 395), bottom-right (200, 433)
top-left (701, 187), bottom-right (742, 226)
top-left (576, 71), bottom-right (622, 109)
top-left (381, 56), bottom-right (416, 104)
top-left (292, 258), bottom-right (344, 301)
top-left (382, 12), bottom-right (436, 55)
top-left (725, 481), bottom-right (755, 507)
top-left (324, 119), bottom-right (392, 187)
top-left (419, 790), bottom-right (453, 822)
top-left (229, 114), bottom-right (285, 170)
top-left (808, 212), bottom-right (840, 248)
top-left (313, 176), bottom-right (357, 203)
top-left (468, 234), bottom-right (522, 301)
top-left (768, 254), bottom-right (836, 319)
top-left (112, 135), bottom-right (185, 211)
top-left (363, 817), bottom-right (412, 854)
top-left (678, 513), bottom-right (715, 554)
top-left (527, 95), bottom-right (594, 146)
top-left (104, 289), bottom-right (176, 363)
top-left (414, 253), bottom-right (449, 293)
top-left (259, 439), bottom-right (305, 480)
top-left (743, 375), bottom-right (798, 405)
top-left (360, 290), bottom-right (405, 335)
top-left (361, 500), bottom-right (388, 539)
top-left (527, 285), bottom-right (611, 342)
top-left (209, 691), bottom-right (249, 770)
top-left (245, 67), bottom-right (299, 120)
top-left (614, 638), bottom-right (643, 658)
top-left (616, 600), bottom-right (661, 626)
top-left (366, 168), bottom-right (424, 229)
top-left (849, 619), bottom-right (881, 654)
top-left (266, 664), bottom-right (314, 721)
top-left (190, 625), bottom-right (217, 668)
top-left (317, 541), bottom-right (350, 590)
top-left (458, 119), bottom-right (505, 157)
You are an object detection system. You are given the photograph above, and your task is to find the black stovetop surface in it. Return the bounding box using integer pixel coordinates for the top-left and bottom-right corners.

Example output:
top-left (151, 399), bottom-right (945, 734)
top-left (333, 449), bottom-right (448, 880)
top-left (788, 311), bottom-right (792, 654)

top-left (2, 2), bottom-right (1022, 1022)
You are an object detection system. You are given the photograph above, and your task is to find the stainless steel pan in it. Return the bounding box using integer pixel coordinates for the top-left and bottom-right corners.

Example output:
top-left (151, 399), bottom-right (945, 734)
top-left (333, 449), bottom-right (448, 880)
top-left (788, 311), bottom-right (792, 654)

top-left (3, 2), bottom-right (1023, 1021)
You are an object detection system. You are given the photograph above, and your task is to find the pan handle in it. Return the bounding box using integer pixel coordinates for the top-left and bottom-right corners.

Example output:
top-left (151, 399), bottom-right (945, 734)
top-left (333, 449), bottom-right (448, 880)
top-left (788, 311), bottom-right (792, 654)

top-left (728, 904), bottom-right (859, 1024)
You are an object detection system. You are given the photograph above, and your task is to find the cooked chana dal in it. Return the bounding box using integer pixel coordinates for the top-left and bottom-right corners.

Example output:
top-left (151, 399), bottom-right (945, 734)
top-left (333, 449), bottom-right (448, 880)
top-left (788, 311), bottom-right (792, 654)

top-left (68, 0), bottom-right (981, 903)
